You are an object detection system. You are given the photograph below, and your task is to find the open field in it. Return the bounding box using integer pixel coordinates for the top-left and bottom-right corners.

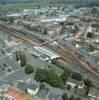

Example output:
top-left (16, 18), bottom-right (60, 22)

top-left (0, 2), bottom-right (80, 10)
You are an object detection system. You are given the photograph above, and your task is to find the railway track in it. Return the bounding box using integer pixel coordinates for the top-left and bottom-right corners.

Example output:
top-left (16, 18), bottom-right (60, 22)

top-left (0, 24), bottom-right (41, 46)
top-left (0, 23), bottom-right (99, 82)
top-left (57, 41), bottom-right (99, 81)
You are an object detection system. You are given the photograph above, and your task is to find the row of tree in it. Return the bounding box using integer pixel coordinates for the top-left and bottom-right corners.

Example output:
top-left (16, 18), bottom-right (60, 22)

top-left (16, 51), bottom-right (27, 66)
top-left (62, 93), bottom-right (82, 100)
top-left (23, 24), bottom-right (48, 35)
top-left (35, 68), bottom-right (64, 88)
top-left (52, 59), bottom-right (93, 90)
top-left (16, 51), bottom-right (34, 74)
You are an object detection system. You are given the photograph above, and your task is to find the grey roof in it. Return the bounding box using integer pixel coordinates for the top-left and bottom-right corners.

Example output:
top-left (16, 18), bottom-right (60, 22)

top-left (37, 90), bottom-right (62, 100)
top-left (0, 59), bottom-right (6, 68)
top-left (17, 81), bottom-right (39, 92)
top-left (49, 94), bottom-right (62, 100)
top-left (37, 90), bottom-right (49, 100)
top-left (5, 48), bottom-right (12, 54)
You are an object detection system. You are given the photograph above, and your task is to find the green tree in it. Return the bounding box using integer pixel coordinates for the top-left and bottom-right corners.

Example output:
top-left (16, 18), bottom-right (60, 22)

top-left (35, 68), bottom-right (64, 88)
top-left (16, 51), bottom-right (19, 61)
top-left (19, 51), bottom-right (26, 67)
top-left (88, 44), bottom-right (96, 52)
top-left (84, 79), bottom-right (92, 88)
top-left (25, 64), bottom-right (34, 74)
top-left (43, 27), bottom-right (48, 35)
top-left (61, 70), bottom-right (71, 83)
top-left (67, 84), bottom-right (71, 90)
top-left (40, 83), bottom-right (46, 90)
top-left (74, 25), bottom-right (79, 32)
top-left (87, 32), bottom-right (94, 38)
top-left (3, 63), bottom-right (7, 67)
top-left (52, 59), bottom-right (70, 72)
top-left (25, 24), bottom-right (31, 30)
top-left (75, 97), bottom-right (82, 100)
top-left (8, 17), bottom-right (14, 24)
top-left (91, 7), bottom-right (98, 14)
top-left (71, 72), bottom-right (83, 81)
top-left (69, 95), bottom-right (75, 100)
top-left (62, 93), bottom-right (68, 100)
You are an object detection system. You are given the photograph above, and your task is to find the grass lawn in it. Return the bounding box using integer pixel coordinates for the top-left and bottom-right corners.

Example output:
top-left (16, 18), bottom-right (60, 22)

top-left (0, 2), bottom-right (47, 11)
top-left (0, 2), bottom-right (80, 11)
top-left (76, 88), bottom-right (87, 96)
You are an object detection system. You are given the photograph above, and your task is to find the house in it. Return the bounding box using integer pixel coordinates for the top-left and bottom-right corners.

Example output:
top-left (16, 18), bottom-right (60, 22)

top-left (87, 26), bottom-right (93, 33)
top-left (37, 90), bottom-right (62, 100)
top-left (4, 47), bottom-right (13, 56)
top-left (67, 78), bottom-right (84, 89)
top-left (37, 90), bottom-right (49, 100)
top-left (6, 88), bottom-right (34, 100)
top-left (0, 93), bottom-right (16, 100)
top-left (88, 88), bottom-right (99, 100)
top-left (49, 93), bottom-right (62, 100)
top-left (17, 81), bottom-right (39, 96)
top-left (26, 83), bottom-right (39, 96)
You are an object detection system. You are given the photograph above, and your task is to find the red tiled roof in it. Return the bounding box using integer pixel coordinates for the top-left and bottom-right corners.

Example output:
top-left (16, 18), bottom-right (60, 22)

top-left (6, 88), bottom-right (35, 100)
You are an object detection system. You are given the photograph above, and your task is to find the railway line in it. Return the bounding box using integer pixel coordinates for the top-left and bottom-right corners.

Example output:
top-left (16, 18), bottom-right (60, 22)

top-left (0, 23), bottom-right (99, 82)
top-left (46, 42), bottom-right (99, 81)
top-left (57, 41), bottom-right (99, 81)
top-left (0, 24), bottom-right (41, 46)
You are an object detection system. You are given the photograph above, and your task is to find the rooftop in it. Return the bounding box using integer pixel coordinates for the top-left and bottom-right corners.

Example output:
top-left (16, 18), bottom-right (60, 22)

top-left (6, 88), bottom-right (35, 100)
top-left (32, 46), bottom-right (60, 60)
top-left (37, 90), bottom-right (62, 100)
top-left (17, 81), bottom-right (39, 92)
top-left (88, 88), bottom-right (99, 99)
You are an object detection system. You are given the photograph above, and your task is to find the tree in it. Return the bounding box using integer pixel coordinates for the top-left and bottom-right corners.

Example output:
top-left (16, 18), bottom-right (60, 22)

top-left (62, 93), bottom-right (68, 100)
top-left (87, 32), bottom-right (94, 38)
top-left (25, 24), bottom-right (31, 30)
top-left (74, 5), bottom-right (81, 9)
top-left (25, 64), bottom-right (34, 74)
top-left (19, 51), bottom-right (26, 67)
top-left (69, 95), bottom-right (75, 100)
top-left (8, 17), bottom-right (14, 24)
top-left (3, 63), bottom-right (7, 67)
top-left (43, 27), bottom-right (48, 35)
top-left (16, 51), bottom-right (19, 61)
top-left (91, 7), bottom-right (98, 14)
top-left (67, 84), bottom-right (71, 90)
top-left (8, 68), bottom-right (12, 72)
top-left (61, 71), bottom-right (71, 83)
top-left (84, 79), bottom-right (92, 88)
top-left (74, 85), bottom-right (78, 92)
top-left (71, 72), bottom-right (83, 81)
top-left (51, 59), bottom-right (70, 72)
top-left (35, 68), bottom-right (64, 88)
top-left (74, 25), bottom-right (79, 32)
top-left (75, 97), bottom-right (82, 100)
top-left (40, 83), bottom-right (46, 90)
top-left (88, 44), bottom-right (96, 52)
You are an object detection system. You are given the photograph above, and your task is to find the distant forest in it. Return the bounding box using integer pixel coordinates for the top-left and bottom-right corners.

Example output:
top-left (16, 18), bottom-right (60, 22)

top-left (0, 0), bottom-right (99, 6)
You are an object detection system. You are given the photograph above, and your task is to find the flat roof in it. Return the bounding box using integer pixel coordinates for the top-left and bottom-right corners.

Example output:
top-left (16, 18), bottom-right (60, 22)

top-left (32, 46), bottom-right (60, 60)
